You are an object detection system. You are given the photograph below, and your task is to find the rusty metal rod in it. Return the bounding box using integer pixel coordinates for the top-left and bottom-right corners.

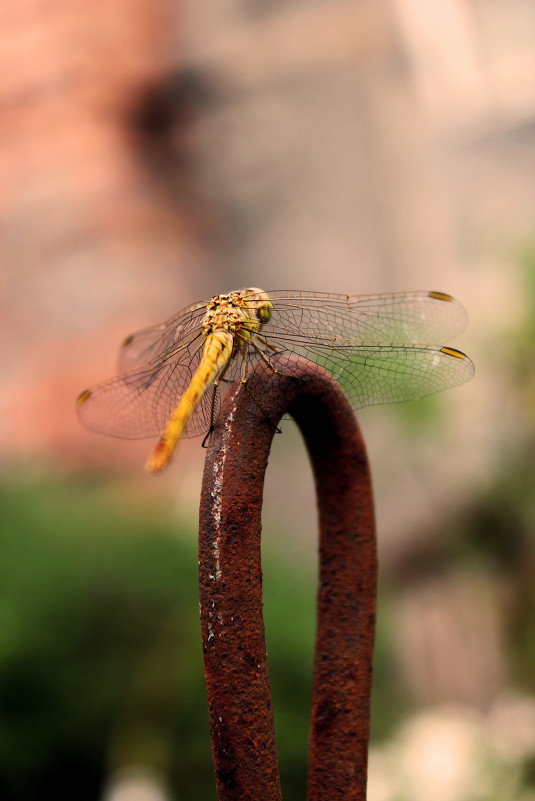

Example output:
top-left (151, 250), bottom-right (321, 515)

top-left (198, 355), bottom-right (376, 801)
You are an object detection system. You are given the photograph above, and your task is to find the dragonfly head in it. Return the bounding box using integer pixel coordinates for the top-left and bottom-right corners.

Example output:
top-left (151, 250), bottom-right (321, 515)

top-left (242, 287), bottom-right (273, 326)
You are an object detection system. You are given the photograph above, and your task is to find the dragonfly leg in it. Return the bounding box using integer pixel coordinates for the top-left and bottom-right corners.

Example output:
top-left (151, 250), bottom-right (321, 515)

top-left (254, 333), bottom-right (280, 354)
top-left (201, 386), bottom-right (218, 448)
top-left (241, 381), bottom-right (282, 435)
top-left (201, 359), bottom-right (231, 447)
top-left (238, 347), bottom-right (283, 434)
top-left (240, 347), bottom-right (250, 384)
top-left (251, 340), bottom-right (294, 377)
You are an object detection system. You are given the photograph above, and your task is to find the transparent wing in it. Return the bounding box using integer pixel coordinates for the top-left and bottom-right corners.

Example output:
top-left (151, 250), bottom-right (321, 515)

top-left (256, 341), bottom-right (474, 410)
top-left (118, 301), bottom-right (209, 373)
top-left (78, 328), bottom-right (222, 439)
top-left (78, 288), bottom-right (473, 442)
top-left (263, 290), bottom-right (468, 344)
top-left (235, 289), bottom-right (473, 410)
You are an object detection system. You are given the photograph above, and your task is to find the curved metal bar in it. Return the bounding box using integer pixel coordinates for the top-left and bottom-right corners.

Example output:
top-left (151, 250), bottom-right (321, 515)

top-left (198, 355), bottom-right (376, 801)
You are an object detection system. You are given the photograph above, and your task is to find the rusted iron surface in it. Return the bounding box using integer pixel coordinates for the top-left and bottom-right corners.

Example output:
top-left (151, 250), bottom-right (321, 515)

top-left (198, 355), bottom-right (376, 801)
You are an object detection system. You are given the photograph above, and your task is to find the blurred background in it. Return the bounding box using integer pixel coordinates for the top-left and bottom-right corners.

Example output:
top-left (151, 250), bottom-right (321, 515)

top-left (2, 1), bottom-right (535, 799)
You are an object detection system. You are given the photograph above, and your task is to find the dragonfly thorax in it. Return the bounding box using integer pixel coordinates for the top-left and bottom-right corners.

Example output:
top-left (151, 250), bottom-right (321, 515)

top-left (201, 289), bottom-right (272, 345)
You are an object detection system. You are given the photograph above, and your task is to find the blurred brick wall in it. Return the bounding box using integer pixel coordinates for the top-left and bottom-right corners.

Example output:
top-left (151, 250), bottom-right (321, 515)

top-left (0, 1), bottom-right (214, 465)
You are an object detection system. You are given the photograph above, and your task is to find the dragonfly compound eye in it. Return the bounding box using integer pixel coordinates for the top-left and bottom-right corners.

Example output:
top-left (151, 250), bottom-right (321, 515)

top-left (244, 287), bottom-right (273, 325)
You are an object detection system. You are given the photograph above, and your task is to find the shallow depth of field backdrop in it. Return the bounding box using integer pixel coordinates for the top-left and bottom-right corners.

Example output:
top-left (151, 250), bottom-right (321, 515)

top-left (2, 2), bottom-right (535, 800)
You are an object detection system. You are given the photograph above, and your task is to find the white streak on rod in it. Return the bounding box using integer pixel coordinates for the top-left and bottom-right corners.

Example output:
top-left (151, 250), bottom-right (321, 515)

top-left (210, 383), bottom-right (241, 582)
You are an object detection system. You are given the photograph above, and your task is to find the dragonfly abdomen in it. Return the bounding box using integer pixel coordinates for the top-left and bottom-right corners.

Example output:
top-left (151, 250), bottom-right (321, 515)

top-left (145, 330), bottom-right (234, 473)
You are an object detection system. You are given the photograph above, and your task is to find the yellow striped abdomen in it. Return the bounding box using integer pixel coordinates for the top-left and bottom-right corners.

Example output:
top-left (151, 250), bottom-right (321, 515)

top-left (145, 330), bottom-right (234, 473)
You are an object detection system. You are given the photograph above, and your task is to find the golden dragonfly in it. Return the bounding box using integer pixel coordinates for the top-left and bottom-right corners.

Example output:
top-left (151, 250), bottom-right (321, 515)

top-left (77, 288), bottom-right (474, 473)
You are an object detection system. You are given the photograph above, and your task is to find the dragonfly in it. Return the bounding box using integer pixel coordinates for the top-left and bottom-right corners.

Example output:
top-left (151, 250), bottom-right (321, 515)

top-left (77, 287), bottom-right (474, 473)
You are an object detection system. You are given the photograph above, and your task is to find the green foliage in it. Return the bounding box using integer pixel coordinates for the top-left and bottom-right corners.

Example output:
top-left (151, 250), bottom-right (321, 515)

top-left (0, 475), bottom-right (211, 801)
top-left (0, 474), bottom-right (400, 801)
top-left (262, 547), bottom-right (316, 797)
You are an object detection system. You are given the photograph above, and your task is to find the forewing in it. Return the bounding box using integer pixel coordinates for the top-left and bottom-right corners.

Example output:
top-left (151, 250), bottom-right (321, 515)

top-left (265, 290), bottom-right (468, 345)
top-left (118, 301), bottom-right (208, 373)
